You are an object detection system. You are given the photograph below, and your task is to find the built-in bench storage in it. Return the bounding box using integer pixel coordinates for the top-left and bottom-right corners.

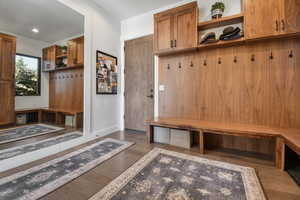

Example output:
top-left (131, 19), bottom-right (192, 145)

top-left (147, 118), bottom-right (300, 170)
top-left (15, 108), bottom-right (83, 129)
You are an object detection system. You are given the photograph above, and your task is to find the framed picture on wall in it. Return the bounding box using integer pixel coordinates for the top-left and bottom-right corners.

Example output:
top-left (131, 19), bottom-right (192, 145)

top-left (96, 50), bottom-right (118, 95)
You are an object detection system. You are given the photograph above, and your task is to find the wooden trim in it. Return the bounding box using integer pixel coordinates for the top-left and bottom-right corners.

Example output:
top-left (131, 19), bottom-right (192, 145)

top-left (275, 137), bottom-right (285, 171)
top-left (199, 130), bottom-right (205, 154)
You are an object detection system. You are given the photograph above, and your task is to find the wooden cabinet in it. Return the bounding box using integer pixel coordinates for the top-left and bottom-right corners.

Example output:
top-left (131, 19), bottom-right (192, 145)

top-left (0, 81), bottom-right (15, 125)
top-left (0, 33), bottom-right (16, 126)
top-left (245, 0), bottom-right (300, 39)
top-left (245, 0), bottom-right (282, 39)
top-left (42, 36), bottom-right (84, 71)
top-left (154, 14), bottom-right (173, 51)
top-left (67, 36), bottom-right (84, 67)
top-left (281, 0), bottom-right (300, 34)
top-left (154, 2), bottom-right (198, 52)
top-left (42, 45), bottom-right (57, 71)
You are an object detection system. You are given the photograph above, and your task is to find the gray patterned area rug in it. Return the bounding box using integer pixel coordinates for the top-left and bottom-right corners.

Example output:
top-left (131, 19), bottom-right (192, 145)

top-left (0, 124), bottom-right (64, 144)
top-left (0, 132), bottom-right (82, 161)
top-left (0, 138), bottom-right (133, 200)
top-left (90, 148), bottom-right (266, 200)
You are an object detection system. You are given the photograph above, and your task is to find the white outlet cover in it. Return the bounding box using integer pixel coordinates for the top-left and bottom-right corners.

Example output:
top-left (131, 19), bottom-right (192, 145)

top-left (159, 85), bottom-right (165, 91)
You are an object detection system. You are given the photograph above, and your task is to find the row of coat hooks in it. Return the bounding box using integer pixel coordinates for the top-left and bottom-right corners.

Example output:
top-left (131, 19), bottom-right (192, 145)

top-left (51, 73), bottom-right (83, 80)
top-left (166, 50), bottom-right (294, 69)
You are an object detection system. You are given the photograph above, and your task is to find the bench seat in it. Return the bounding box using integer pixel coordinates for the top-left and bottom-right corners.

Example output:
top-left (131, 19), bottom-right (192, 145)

top-left (147, 118), bottom-right (300, 170)
top-left (15, 108), bottom-right (83, 128)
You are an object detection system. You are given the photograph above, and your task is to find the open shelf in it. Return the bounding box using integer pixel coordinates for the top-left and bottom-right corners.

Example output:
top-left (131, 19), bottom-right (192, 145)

top-left (198, 13), bottom-right (244, 30)
top-left (54, 64), bottom-right (83, 71)
top-left (198, 37), bottom-right (245, 50)
top-left (56, 54), bottom-right (67, 58)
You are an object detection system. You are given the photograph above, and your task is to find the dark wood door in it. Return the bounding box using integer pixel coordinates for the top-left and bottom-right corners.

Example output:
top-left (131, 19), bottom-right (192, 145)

top-left (245, 0), bottom-right (282, 39)
top-left (0, 33), bottom-right (16, 126)
top-left (125, 35), bottom-right (154, 131)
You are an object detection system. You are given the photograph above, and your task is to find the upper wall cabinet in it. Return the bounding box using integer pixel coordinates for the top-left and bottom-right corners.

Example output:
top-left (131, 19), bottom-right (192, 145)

top-left (245, 0), bottom-right (300, 40)
top-left (43, 46), bottom-right (57, 71)
top-left (281, 0), bottom-right (300, 35)
top-left (67, 36), bottom-right (84, 67)
top-left (154, 2), bottom-right (198, 53)
top-left (43, 36), bottom-right (84, 72)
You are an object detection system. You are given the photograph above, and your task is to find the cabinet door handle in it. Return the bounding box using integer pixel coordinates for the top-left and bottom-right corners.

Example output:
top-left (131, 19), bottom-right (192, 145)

top-left (174, 40), bottom-right (177, 48)
top-left (276, 20), bottom-right (279, 31)
top-left (281, 20), bottom-right (285, 31)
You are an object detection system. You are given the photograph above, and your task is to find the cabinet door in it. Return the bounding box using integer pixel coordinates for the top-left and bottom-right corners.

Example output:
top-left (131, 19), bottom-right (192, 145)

top-left (281, 0), bottom-right (300, 34)
top-left (154, 14), bottom-right (173, 52)
top-left (245, 0), bottom-right (282, 39)
top-left (0, 36), bottom-right (16, 81)
top-left (0, 81), bottom-right (15, 125)
top-left (76, 37), bottom-right (84, 65)
top-left (42, 46), bottom-right (56, 71)
top-left (67, 40), bottom-right (78, 66)
top-left (173, 5), bottom-right (197, 49)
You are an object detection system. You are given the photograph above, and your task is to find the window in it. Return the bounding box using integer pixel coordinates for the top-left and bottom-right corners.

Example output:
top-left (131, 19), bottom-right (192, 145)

top-left (15, 54), bottom-right (41, 96)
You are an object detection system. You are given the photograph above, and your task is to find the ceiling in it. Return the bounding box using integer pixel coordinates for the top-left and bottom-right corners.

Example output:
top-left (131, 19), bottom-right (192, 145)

top-left (0, 0), bottom-right (84, 43)
top-left (93, 0), bottom-right (184, 20)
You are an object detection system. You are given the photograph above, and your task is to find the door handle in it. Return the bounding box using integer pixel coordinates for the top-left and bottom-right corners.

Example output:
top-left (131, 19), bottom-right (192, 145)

top-left (174, 40), bottom-right (177, 47)
top-left (276, 20), bottom-right (279, 31)
top-left (147, 94), bottom-right (154, 98)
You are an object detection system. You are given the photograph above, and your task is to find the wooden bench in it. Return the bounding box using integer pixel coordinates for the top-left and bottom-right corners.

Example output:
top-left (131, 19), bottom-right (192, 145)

top-left (15, 108), bottom-right (83, 129)
top-left (147, 118), bottom-right (300, 170)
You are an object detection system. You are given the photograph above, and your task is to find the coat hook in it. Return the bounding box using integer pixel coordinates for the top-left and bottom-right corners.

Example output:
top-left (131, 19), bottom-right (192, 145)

top-left (289, 50), bottom-right (293, 58)
top-left (167, 64), bottom-right (170, 70)
top-left (218, 57), bottom-right (222, 64)
top-left (179, 62), bottom-right (182, 69)
top-left (234, 56), bottom-right (237, 63)
top-left (269, 52), bottom-right (274, 60)
top-left (203, 60), bottom-right (207, 66)
top-left (190, 61), bottom-right (194, 67)
top-left (251, 54), bottom-right (255, 62)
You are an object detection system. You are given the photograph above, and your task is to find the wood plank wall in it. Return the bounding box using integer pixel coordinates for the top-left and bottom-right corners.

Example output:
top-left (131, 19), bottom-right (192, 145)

top-left (158, 38), bottom-right (300, 155)
top-left (49, 68), bottom-right (83, 111)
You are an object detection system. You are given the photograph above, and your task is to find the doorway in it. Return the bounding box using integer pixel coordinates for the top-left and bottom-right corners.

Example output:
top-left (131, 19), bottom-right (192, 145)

top-left (124, 35), bottom-right (154, 132)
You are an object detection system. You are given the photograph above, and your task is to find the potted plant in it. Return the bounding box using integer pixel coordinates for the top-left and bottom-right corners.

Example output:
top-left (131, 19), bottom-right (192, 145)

top-left (61, 46), bottom-right (68, 54)
top-left (211, 2), bottom-right (225, 19)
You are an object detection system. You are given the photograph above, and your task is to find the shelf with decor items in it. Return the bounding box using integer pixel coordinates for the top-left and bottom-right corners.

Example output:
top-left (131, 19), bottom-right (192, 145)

top-left (198, 13), bottom-right (244, 30)
top-left (198, 37), bottom-right (245, 50)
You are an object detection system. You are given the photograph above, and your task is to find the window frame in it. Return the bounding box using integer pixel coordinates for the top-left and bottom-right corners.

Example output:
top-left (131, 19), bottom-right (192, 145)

top-left (15, 53), bottom-right (42, 97)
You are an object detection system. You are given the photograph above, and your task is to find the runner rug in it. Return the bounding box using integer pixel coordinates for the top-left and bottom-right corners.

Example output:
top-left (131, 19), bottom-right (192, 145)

top-left (0, 124), bottom-right (64, 144)
top-left (90, 148), bottom-right (266, 200)
top-left (0, 132), bottom-right (82, 161)
top-left (0, 138), bottom-right (133, 200)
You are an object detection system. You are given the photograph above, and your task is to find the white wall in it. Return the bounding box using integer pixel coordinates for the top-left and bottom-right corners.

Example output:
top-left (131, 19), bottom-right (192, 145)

top-left (58, 0), bottom-right (121, 136)
top-left (0, 32), bottom-right (52, 110)
top-left (120, 0), bottom-right (242, 129)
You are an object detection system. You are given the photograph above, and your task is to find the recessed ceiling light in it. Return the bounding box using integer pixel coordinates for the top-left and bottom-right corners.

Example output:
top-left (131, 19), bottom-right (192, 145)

top-left (32, 28), bottom-right (39, 33)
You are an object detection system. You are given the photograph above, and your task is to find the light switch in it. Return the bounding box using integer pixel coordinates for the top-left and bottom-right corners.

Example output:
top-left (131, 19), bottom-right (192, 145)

top-left (159, 85), bottom-right (165, 91)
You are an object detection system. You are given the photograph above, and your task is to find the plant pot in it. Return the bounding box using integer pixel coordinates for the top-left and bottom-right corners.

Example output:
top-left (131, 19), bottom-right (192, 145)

top-left (212, 8), bottom-right (223, 19)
